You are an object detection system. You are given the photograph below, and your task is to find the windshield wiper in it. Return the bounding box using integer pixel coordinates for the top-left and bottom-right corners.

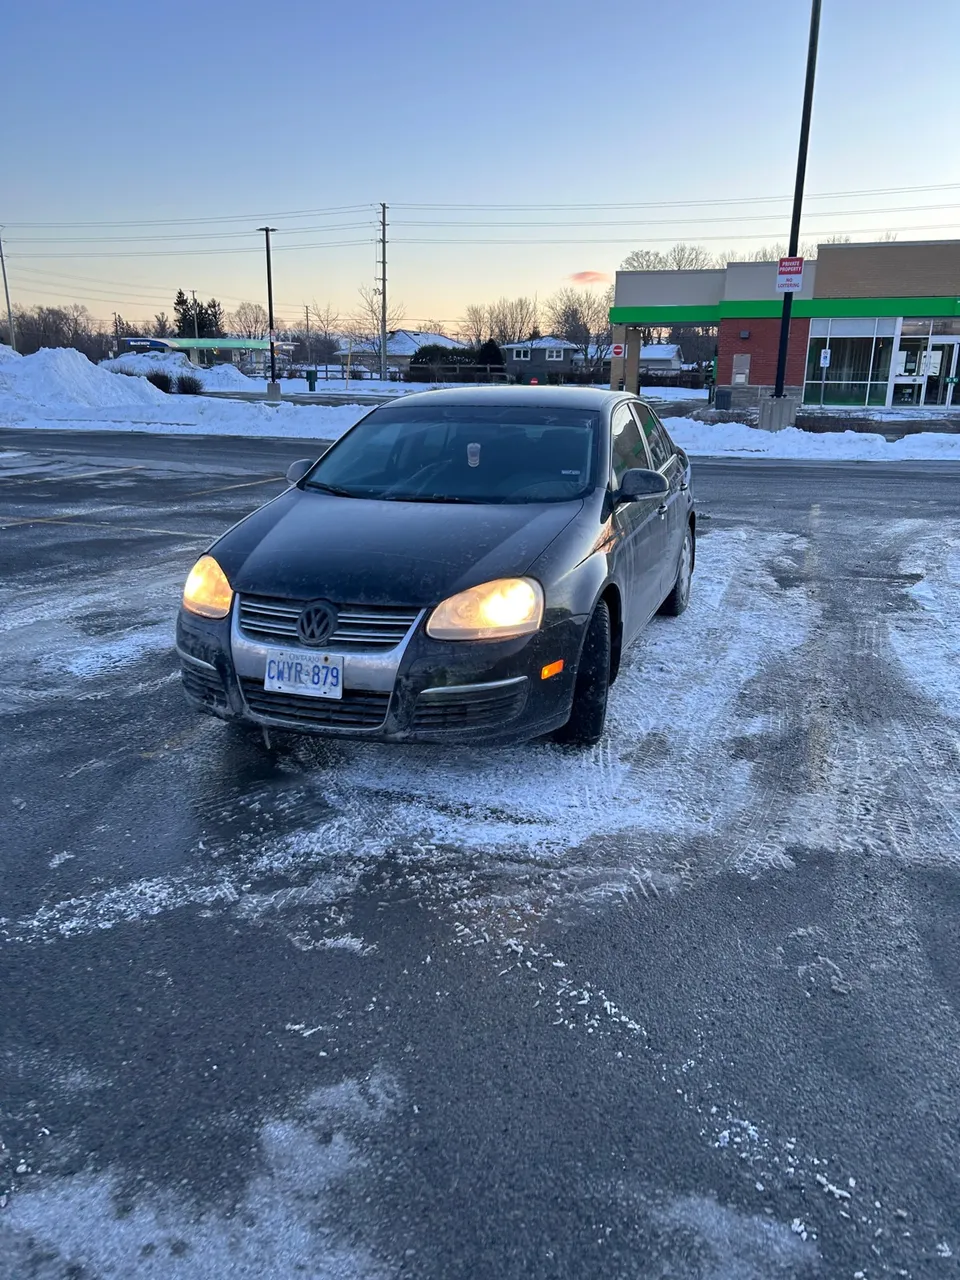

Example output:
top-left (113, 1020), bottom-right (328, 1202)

top-left (389, 494), bottom-right (476, 504)
top-left (305, 480), bottom-right (361, 498)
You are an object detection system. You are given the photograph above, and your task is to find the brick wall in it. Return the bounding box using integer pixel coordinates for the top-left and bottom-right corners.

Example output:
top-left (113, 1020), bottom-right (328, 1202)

top-left (815, 241), bottom-right (960, 298)
top-left (717, 316), bottom-right (810, 387)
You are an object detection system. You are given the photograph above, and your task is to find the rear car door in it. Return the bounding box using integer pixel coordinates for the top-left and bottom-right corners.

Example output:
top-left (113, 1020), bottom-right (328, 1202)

top-left (632, 402), bottom-right (686, 601)
top-left (610, 402), bottom-right (670, 641)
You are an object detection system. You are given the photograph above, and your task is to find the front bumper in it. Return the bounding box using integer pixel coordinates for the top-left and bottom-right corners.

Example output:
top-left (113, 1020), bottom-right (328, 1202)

top-left (176, 602), bottom-right (584, 745)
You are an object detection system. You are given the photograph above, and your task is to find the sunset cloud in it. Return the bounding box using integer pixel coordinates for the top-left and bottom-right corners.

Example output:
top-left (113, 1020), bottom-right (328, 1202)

top-left (567, 270), bottom-right (611, 285)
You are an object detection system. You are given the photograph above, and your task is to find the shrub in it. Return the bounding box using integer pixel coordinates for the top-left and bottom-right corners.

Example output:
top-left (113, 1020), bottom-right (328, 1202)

top-left (146, 370), bottom-right (173, 393)
top-left (175, 373), bottom-right (203, 395)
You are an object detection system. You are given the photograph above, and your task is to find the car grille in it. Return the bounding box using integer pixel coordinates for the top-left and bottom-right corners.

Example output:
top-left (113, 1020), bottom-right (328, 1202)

top-left (412, 679), bottom-right (527, 731)
top-left (238, 595), bottom-right (420, 651)
top-left (240, 678), bottom-right (390, 729)
top-left (181, 661), bottom-right (227, 710)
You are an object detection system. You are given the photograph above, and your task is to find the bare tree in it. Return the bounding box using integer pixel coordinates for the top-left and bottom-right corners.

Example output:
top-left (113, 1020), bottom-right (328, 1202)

top-left (488, 296), bottom-right (539, 345)
top-left (545, 286), bottom-right (614, 379)
top-left (419, 318), bottom-right (449, 337)
top-left (620, 248), bottom-right (670, 271)
top-left (230, 301), bottom-right (269, 339)
top-left (153, 311), bottom-right (172, 337)
top-left (343, 285), bottom-right (405, 363)
top-left (621, 243), bottom-right (714, 271)
top-left (664, 243), bottom-right (714, 270)
top-left (457, 303), bottom-right (490, 348)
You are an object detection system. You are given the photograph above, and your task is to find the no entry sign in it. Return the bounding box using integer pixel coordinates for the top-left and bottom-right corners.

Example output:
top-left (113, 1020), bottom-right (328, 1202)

top-left (776, 256), bottom-right (804, 292)
top-left (611, 342), bottom-right (626, 358)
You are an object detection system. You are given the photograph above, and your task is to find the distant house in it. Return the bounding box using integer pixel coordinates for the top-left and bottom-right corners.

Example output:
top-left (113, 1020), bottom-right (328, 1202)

top-left (501, 336), bottom-right (580, 381)
top-left (637, 343), bottom-right (684, 374)
top-left (338, 330), bottom-right (466, 376)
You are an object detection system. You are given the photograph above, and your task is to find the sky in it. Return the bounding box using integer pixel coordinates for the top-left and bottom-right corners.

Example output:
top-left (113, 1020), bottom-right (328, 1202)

top-left (2, 0), bottom-right (959, 333)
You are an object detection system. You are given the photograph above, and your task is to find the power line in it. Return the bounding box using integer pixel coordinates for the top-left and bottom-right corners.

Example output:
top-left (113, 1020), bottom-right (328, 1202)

top-left (392, 201), bottom-right (960, 230)
top-left (392, 222), bottom-right (960, 246)
top-left (2, 203), bottom-right (375, 229)
top-left (6, 238), bottom-right (374, 260)
top-left (393, 181), bottom-right (960, 211)
top-left (7, 220), bottom-right (374, 245)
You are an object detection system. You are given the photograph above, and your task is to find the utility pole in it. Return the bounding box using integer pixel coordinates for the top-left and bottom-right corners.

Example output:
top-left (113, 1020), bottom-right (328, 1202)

top-left (113, 311), bottom-right (121, 356)
top-left (379, 203), bottom-right (388, 382)
top-left (0, 230), bottom-right (16, 353)
top-left (257, 226), bottom-right (279, 396)
top-left (304, 304), bottom-right (311, 368)
top-left (190, 289), bottom-right (200, 341)
top-left (773, 0), bottom-right (821, 400)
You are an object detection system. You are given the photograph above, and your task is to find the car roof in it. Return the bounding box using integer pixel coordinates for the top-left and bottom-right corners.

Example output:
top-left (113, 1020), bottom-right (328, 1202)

top-left (382, 385), bottom-right (633, 412)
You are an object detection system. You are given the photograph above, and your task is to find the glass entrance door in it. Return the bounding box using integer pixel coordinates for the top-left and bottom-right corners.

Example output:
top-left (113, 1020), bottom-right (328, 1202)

top-left (923, 341), bottom-right (960, 405)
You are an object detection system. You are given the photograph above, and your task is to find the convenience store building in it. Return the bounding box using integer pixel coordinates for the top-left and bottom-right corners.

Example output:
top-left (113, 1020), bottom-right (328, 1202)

top-left (609, 240), bottom-right (960, 411)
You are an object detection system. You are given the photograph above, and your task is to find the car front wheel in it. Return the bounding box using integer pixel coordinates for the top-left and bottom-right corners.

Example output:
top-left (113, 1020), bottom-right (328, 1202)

top-left (554, 600), bottom-right (611, 747)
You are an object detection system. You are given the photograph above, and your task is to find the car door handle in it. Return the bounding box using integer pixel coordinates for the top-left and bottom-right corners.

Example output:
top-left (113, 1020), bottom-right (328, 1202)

top-left (657, 503), bottom-right (668, 517)
top-left (679, 480), bottom-right (689, 491)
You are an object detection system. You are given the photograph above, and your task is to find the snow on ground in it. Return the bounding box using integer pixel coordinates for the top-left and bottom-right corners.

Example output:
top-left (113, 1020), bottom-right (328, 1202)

top-left (0, 347), bottom-right (167, 410)
top-left (667, 417), bottom-right (960, 461)
top-left (101, 350), bottom-right (255, 392)
top-left (2, 346), bottom-right (959, 458)
top-left (0, 526), bottom-right (815, 944)
top-left (886, 522), bottom-right (960, 722)
top-left (642, 385), bottom-right (709, 402)
top-left (0, 347), bottom-right (365, 439)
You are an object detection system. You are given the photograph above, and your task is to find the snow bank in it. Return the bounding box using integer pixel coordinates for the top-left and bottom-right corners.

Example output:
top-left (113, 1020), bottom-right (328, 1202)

top-left (0, 347), bottom-right (166, 410)
top-left (0, 343), bottom-right (21, 363)
top-left (101, 350), bottom-right (255, 392)
top-left (668, 417), bottom-right (960, 461)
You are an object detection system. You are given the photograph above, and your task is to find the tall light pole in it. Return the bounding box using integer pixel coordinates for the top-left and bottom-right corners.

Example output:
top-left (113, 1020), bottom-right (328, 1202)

top-left (379, 203), bottom-right (388, 381)
top-left (774, 0), bottom-right (822, 400)
top-left (0, 230), bottom-right (16, 353)
top-left (257, 226), bottom-right (279, 393)
top-left (190, 289), bottom-right (200, 341)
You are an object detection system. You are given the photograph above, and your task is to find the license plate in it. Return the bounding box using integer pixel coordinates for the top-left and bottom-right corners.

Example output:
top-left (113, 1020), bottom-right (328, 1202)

top-left (263, 650), bottom-right (343, 699)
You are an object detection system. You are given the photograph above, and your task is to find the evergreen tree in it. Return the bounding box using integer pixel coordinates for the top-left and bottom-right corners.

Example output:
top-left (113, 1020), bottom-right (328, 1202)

top-left (205, 299), bottom-right (225, 338)
top-left (154, 311), bottom-right (172, 337)
top-left (476, 338), bottom-right (503, 367)
top-left (173, 290), bottom-right (194, 338)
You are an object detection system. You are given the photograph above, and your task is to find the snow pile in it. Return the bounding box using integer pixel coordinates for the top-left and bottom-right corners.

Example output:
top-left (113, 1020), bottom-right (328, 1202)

top-left (101, 350), bottom-right (255, 392)
top-left (668, 417), bottom-right (960, 461)
top-left (0, 347), bottom-right (166, 410)
top-left (0, 342), bottom-right (21, 363)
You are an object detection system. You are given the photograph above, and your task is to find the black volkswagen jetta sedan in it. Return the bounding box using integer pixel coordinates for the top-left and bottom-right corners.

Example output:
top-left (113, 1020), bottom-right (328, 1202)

top-left (177, 387), bottom-right (695, 747)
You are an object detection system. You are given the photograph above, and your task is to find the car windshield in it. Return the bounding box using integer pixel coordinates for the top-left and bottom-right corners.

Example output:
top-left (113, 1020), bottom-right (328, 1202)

top-left (304, 404), bottom-right (600, 503)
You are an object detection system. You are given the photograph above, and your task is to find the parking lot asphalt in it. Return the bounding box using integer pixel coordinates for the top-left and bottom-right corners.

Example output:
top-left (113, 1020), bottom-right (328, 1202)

top-left (2, 427), bottom-right (960, 1279)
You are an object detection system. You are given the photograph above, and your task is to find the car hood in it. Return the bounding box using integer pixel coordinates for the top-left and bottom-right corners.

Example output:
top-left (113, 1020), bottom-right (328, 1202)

top-left (213, 488), bottom-right (583, 606)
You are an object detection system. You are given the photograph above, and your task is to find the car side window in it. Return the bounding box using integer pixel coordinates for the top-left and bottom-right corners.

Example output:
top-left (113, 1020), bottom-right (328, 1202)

top-left (611, 403), bottom-right (651, 486)
top-left (633, 403), bottom-right (674, 471)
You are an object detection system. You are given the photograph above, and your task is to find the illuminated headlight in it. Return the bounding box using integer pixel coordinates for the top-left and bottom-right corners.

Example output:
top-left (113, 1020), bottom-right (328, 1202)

top-left (182, 555), bottom-right (233, 619)
top-left (427, 578), bottom-right (544, 641)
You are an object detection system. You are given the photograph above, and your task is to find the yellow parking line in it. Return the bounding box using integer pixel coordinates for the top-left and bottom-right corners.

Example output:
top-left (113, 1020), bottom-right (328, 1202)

top-left (4, 465), bottom-right (147, 485)
top-left (0, 515), bottom-right (213, 538)
top-left (186, 475), bottom-right (284, 497)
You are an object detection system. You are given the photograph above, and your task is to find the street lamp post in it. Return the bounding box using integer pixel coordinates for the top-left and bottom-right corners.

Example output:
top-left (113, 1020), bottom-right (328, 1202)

top-left (257, 226), bottom-right (279, 399)
top-left (773, 0), bottom-right (822, 403)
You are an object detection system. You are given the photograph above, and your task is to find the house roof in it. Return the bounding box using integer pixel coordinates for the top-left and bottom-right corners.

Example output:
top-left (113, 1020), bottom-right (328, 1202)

top-left (339, 330), bottom-right (465, 356)
top-left (501, 336), bottom-right (579, 351)
top-left (639, 343), bottom-right (681, 360)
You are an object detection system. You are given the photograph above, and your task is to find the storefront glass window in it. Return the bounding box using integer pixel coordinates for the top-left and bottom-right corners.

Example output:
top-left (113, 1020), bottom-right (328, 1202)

top-left (803, 335), bottom-right (883, 405)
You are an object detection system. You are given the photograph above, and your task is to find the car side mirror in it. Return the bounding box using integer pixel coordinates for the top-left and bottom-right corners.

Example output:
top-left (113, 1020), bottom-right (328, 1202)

top-left (285, 458), bottom-right (314, 485)
top-left (617, 468), bottom-right (669, 501)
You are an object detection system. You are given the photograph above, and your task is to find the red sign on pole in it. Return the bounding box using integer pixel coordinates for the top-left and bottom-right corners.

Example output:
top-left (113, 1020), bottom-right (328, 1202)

top-left (776, 256), bottom-right (804, 292)
top-left (611, 342), bottom-right (626, 359)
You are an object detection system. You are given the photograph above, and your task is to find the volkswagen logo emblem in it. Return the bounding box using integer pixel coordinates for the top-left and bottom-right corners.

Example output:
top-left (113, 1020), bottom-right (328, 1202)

top-left (297, 601), bottom-right (338, 647)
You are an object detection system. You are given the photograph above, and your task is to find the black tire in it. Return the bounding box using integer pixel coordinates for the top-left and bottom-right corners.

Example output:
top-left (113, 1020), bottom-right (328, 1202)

top-left (659, 524), bottom-right (694, 617)
top-left (554, 601), bottom-right (611, 747)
